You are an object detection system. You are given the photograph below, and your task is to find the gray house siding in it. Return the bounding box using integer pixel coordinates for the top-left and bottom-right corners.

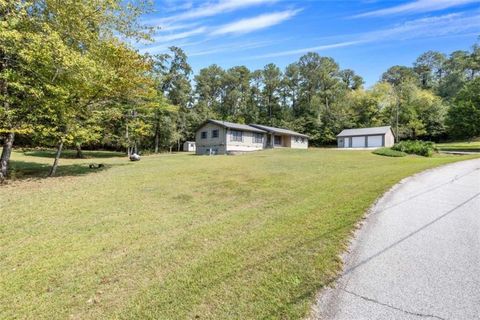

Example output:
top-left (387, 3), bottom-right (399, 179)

top-left (195, 122), bottom-right (227, 155)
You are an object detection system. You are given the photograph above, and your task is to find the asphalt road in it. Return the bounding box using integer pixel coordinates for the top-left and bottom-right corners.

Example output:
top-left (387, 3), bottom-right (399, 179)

top-left (312, 159), bottom-right (480, 320)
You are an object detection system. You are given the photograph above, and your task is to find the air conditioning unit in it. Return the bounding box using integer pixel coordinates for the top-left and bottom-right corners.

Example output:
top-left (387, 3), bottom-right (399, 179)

top-left (206, 148), bottom-right (217, 155)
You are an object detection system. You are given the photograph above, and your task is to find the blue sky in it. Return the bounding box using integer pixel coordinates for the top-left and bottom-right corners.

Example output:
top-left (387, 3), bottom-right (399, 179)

top-left (138, 0), bottom-right (480, 86)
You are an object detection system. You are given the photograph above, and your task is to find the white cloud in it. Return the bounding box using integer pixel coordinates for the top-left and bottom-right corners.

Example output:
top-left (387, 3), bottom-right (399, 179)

top-left (254, 12), bottom-right (480, 58)
top-left (365, 12), bottom-right (480, 39)
top-left (147, 9), bottom-right (300, 48)
top-left (153, 27), bottom-right (207, 43)
top-left (156, 22), bottom-right (201, 32)
top-left (355, 0), bottom-right (480, 18)
top-left (162, 1), bottom-right (193, 13)
top-left (139, 39), bottom-right (210, 55)
top-left (159, 0), bottom-right (278, 23)
top-left (255, 41), bottom-right (363, 58)
top-left (211, 9), bottom-right (301, 35)
top-left (189, 39), bottom-right (283, 56)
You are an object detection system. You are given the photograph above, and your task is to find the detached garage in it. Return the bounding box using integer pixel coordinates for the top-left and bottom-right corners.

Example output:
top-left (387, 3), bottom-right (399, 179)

top-left (337, 126), bottom-right (395, 148)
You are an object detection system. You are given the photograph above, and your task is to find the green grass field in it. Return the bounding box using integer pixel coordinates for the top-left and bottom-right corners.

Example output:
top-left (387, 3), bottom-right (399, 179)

top-left (1, 149), bottom-right (477, 319)
top-left (372, 147), bottom-right (407, 157)
top-left (436, 140), bottom-right (480, 152)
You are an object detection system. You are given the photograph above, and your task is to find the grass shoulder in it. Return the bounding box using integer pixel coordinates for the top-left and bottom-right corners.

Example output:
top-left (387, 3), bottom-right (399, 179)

top-left (436, 139), bottom-right (480, 152)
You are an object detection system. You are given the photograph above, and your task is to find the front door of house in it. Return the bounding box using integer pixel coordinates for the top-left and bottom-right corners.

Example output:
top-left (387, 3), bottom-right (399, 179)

top-left (274, 135), bottom-right (281, 146)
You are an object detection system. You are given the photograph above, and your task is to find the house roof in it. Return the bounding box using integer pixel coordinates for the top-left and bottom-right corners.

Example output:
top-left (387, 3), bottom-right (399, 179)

top-left (249, 124), bottom-right (309, 138)
top-left (205, 119), bottom-right (267, 133)
top-left (337, 126), bottom-right (393, 137)
top-left (198, 119), bottom-right (309, 137)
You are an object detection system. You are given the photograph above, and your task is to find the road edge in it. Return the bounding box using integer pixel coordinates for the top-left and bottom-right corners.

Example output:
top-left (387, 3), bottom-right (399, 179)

top-left (307, 157), bottom-right (480, 319)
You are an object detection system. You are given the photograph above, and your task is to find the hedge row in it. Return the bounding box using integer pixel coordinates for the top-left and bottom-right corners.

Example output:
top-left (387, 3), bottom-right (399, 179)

top-left (391, 140), bottom-right (436, 157)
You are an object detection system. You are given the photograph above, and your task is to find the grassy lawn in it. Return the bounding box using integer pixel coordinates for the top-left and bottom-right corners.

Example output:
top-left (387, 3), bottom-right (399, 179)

top-left (1, 149), bottom-right (477, 319)
top-left (437, 140), bottom-right (480, 152)
top-left (7, 149), bottom-right (124, 180)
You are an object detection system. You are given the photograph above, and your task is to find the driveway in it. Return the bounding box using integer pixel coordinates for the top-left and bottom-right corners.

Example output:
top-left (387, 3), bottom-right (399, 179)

top-left (312, 159), bottom-right (480, 320)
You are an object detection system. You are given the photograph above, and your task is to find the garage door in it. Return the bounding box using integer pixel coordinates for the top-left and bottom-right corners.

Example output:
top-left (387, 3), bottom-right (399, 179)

top-left (352, 136), bottom-right (365, 148)
top-left (367, 135), bottom-right (383, 147)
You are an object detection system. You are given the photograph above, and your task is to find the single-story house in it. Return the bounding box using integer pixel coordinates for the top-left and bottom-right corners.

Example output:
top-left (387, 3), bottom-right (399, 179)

top-left (337, 126), bottom-right (395, 148)
top-left (249, 124), bottom-right (309, 149)
top-left (183, 141), bottom-right (196, 152)
top-left (195, 119), bottom-right (309, 155)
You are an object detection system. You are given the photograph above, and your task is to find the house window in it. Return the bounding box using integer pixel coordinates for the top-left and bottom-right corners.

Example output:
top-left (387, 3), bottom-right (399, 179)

top-left (230, 130), bottom-right (243, 142)
top-left (253, 133), bottom-right (263, 143)
top-left (201, 131), bottom-right (207, 139)
top-left (212, 129), bottom-right (219, 138)
top-left (295, 137), bottom-right (300, 143)
top-left (301, 137), bottom-right (305, 143)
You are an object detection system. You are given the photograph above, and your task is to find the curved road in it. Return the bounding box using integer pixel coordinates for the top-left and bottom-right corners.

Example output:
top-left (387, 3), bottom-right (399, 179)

top-left (312, 159), bottom-right (480, 320)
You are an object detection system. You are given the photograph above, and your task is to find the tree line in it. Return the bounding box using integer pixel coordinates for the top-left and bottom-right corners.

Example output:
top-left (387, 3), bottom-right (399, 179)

top-left (1, 1), bottom-right (479, 182)
top-left (179, 41), bottom-right (480, 144)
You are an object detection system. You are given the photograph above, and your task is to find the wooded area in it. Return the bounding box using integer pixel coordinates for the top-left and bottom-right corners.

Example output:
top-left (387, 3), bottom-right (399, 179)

top-left (1, 1), bottom-right (479, 182)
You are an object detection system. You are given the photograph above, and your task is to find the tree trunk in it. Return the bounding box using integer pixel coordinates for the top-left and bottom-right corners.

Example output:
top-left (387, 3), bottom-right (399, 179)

top-left (48, 140), bottom-right (64, 177)
top-left (154, 111), bottom-right (160, 153)
top-left (0, 132), bottom-right (15, 183)
top-left (125, 120), bottom-right (131, 156)
top-left (177, 139), bottom-right (180, 152)
top-left (0, 48), bottom-right (12, 183)
top-left (154, 126), bottom-right (160, 153)
top-left (75, 144), bottom-right (84, 158)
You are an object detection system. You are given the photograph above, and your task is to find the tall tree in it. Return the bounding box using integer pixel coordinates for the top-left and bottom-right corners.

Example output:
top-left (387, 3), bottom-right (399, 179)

top-left (194, 64), bottom-right (225, 119)
top-left (162, 46), bottom-right (192, 108)
top-left (223, 66), bottom-right (251, 122)
top-left (447, 77), bottom-right (480, 139)
top-left (381, 65), bottom-right (419, 86)
top-left (161, 46), bottom-right (192, 148)
top-left (413, 51), bottom-right (446, 90)
top-left (261, 63), bottom-right (282, 125)
top-left (282, 63), bottom-right (301, 113)
top-left (438, 50), bottom-right (470, 100)
top-left (340, 69), bottom-right (364, 90)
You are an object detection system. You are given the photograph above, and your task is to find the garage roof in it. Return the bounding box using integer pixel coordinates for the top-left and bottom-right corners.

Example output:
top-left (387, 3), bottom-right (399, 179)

top-left (337, 126), bottom-right (393, 137)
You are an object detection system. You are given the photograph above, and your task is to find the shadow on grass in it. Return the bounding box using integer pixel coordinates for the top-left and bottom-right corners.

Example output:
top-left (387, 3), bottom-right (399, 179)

top-left (7, 160), bottom-right (125, 181)
top-left (22, 149), bottom-right (125, 159)
top-left (438, 147), bottom-right (480, 153)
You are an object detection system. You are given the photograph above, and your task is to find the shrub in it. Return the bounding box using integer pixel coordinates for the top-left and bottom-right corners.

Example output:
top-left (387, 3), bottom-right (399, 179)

top-left (372, 148), bottom-right (407, 157)
top-left (392, 140), bottom-right (436, 157)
